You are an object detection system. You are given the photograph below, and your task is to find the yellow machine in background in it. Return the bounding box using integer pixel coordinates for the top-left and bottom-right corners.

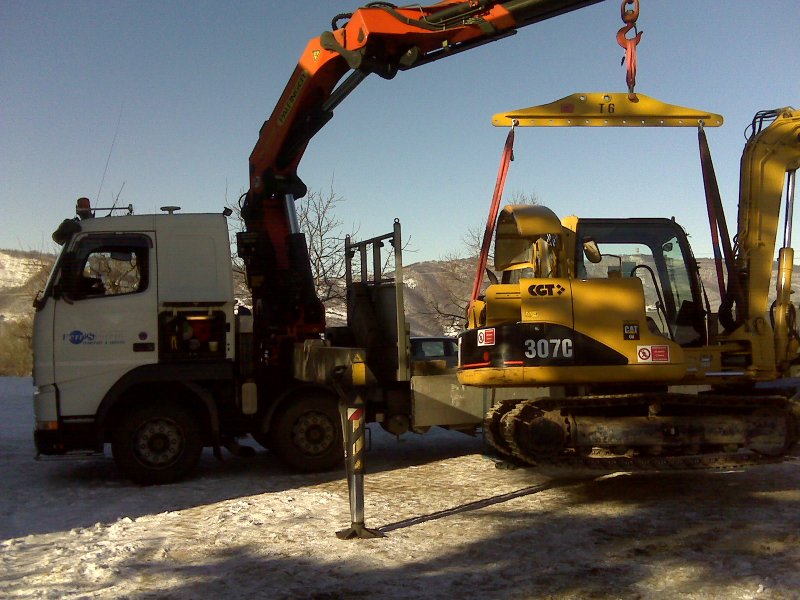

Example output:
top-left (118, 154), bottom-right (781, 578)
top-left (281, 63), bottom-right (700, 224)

top-left (458, 94), bottom-right (800, 470)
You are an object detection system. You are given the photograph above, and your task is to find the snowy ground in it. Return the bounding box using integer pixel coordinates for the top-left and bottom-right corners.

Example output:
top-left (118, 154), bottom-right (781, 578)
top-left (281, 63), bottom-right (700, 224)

top-left (1, 377), bottom-right (799, 600)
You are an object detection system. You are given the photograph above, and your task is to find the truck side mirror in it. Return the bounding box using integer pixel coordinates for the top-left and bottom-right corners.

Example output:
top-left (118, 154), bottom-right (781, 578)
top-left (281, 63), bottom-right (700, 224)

top-left (32, 290), bottom-right (46, 310)
top-left (583, 238), bottom-right (602, 264)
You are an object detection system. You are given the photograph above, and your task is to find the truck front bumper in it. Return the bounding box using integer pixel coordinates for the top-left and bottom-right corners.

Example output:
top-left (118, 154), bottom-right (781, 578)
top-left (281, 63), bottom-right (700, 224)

top-left (34, 422), bottom-right (102, 456)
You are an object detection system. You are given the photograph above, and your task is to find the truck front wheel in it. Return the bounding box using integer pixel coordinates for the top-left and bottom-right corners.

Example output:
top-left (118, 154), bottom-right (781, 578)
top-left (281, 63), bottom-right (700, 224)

top-left (111, 402), bottom-right (203, 485)
top-left (272, 393), bottom-right (343, 472)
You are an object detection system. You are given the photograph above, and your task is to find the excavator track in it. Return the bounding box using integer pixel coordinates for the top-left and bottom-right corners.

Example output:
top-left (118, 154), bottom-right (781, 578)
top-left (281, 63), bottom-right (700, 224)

top-left (483, 399), bottom-right (522, 458)
top-left (486, 393), bottom-right (797, 474)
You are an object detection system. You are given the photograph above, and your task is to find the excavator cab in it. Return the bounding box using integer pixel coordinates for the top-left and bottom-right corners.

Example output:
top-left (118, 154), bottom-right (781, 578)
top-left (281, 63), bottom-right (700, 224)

top-left (574, 217), bottom-right (706, 347)
top-left (460, 206), bottom-right (697, 388)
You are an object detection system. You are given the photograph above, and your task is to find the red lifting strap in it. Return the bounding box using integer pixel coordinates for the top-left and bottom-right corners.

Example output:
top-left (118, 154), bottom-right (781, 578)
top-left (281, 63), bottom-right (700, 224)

top-left (468, 125), bottom-right (516, 316)
top-left (698, 126), bottom-right (736, 304)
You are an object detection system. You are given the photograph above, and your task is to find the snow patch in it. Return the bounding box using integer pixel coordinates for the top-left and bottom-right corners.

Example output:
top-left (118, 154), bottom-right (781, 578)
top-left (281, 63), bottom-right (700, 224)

top-left (2, 375), bottom-right (799, 599)
top-left (0, 252), bottom-right (44, 289)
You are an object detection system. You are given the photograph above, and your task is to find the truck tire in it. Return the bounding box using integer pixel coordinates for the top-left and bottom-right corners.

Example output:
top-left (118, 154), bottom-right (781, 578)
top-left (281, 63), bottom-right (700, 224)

top-left (111, 402), bottom-right (203, 485)
top-left (272, 392), bottom-right (343, 472)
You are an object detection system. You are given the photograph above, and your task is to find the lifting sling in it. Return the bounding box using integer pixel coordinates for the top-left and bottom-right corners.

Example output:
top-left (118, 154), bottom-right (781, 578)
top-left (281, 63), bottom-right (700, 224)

top-left (472, 92), bottom-right (723, 323)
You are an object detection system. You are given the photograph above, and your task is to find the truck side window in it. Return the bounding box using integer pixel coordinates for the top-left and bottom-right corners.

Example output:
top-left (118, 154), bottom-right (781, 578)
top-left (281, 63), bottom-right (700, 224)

top-left (70, 235), bottom-right (150, 300)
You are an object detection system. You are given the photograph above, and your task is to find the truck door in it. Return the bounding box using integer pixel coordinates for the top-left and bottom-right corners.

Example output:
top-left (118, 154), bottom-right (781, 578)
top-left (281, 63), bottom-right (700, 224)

top-left (52, 233), bottom-right (158, 417)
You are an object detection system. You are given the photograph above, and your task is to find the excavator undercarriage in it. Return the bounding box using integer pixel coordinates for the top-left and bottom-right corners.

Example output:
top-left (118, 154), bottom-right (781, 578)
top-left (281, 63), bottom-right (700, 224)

top-left (485, 393), bottom-right (798, 473)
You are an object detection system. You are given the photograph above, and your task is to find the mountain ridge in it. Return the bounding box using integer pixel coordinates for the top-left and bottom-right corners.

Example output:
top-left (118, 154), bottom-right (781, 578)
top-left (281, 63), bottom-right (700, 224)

top-left (2, 249), bottom-right (799, 337)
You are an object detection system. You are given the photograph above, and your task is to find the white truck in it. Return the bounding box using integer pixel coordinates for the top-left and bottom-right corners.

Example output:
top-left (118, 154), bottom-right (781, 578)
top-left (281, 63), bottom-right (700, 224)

top-left (32, 205), bottom-right (535, 483)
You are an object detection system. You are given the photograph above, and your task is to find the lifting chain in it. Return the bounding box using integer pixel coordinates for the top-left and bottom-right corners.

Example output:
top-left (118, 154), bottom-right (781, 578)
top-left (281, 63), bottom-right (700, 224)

top-left (616, 0), bottom-right (643, 102)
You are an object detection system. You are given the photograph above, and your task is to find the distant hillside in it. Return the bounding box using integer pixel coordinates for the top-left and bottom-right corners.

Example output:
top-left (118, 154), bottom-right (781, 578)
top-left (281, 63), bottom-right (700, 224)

top-left (0, 250), bottom-right (55, 375)
top-left (0, 250), bottom-right (54, 323)
top-left (2, 248), bottom-right (800, 337)
top-left (401, 256), bottom-right (800, 337)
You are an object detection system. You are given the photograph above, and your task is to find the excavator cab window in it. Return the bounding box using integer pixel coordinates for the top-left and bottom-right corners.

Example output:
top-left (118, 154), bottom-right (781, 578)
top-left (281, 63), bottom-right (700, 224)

top-left (575, 218), bottom-right (706, 346)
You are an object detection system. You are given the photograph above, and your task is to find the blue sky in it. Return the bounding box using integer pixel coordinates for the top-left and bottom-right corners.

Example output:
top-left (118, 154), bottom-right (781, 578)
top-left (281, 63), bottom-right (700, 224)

top-left (2, 1), bottom-right (798, 262)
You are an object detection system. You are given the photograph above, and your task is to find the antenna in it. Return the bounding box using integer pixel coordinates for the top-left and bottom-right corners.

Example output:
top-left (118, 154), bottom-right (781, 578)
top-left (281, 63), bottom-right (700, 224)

top-left (96, 101), bottom-right (125, 205)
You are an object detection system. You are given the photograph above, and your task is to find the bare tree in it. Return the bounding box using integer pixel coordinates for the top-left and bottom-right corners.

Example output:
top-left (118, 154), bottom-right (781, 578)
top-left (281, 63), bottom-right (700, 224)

top-left (296, 185), bottom-right (353, 303)
top-left (412, 189), bottom-right (540, 335)
top-left (226, 183), bottom-right (354, 308)
top-left (224, 190), bottom-right (252, 306)
top-left (462, 189), bottom-right (540, 259)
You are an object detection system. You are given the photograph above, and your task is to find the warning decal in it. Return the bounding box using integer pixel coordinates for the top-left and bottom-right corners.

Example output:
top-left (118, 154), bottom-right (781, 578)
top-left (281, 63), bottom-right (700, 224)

top-left (637, 345), bottom-right (670, 363)
top-left (477, 328), bottom-right (496, 347)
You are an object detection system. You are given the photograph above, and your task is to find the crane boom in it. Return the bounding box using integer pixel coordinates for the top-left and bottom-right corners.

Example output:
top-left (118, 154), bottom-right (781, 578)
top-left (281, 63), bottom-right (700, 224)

top-left (236, 0), bottom-right (602, 372)
top-left (248, 0), bottom-right (602, 198)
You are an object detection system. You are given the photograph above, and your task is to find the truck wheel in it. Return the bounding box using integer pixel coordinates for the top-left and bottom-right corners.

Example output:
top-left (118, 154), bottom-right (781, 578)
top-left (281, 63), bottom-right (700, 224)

top-left (272, 393), bottom-right (343, 472)
top-left (111, 402), bottom-right (203, 485)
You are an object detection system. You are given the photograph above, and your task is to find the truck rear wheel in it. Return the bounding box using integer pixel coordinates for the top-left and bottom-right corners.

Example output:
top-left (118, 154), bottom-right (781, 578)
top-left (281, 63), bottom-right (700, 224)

top-left (272, 393), bottom-right (343, 472)
top-left (111, 402), bottom-right (203, 485)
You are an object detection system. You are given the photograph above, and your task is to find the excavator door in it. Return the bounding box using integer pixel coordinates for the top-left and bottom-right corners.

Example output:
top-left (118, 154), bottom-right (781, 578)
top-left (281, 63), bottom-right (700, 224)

top-left (575, 217), bottom-right (707, 348)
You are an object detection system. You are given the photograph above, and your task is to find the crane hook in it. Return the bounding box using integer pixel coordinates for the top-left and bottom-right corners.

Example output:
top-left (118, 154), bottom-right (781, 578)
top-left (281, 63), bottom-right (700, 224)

top-left (616, 0), bottom-right (642, 102)
top-left (620, 0), bottom-right (639, 23)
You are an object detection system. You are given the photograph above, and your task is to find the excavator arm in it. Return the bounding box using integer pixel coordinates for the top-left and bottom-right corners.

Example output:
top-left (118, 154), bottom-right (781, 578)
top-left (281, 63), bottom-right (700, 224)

top-left (720, 107), bottom-right (800, 372)
top-left (236, 0), bottom-right (601, 369)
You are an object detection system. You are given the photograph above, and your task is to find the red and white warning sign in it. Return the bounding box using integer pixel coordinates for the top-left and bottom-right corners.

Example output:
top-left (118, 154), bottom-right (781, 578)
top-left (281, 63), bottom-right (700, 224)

top-left (477, 328), bottom-right (496, 347)
top-left (637, 344), bottom-right (670, 363)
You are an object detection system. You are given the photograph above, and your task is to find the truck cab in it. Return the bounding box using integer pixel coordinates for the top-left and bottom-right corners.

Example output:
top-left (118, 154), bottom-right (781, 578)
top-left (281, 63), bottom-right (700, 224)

top-left (33, 205), bottom-right (238, 484)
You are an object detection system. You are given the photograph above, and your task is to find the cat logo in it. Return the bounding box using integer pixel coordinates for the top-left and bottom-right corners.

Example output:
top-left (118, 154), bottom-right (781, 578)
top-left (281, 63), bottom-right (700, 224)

top-left (623, 321), bottom-right (640, 340)
top-left (527, 283), bottom-right (566, 297)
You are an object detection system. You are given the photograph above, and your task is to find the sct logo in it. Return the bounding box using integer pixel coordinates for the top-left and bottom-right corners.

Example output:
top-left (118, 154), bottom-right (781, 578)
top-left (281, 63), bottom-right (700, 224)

top-left (528, 283), bottom-right (566, 297)
top-left (66, 330), bottom-right (96, 345)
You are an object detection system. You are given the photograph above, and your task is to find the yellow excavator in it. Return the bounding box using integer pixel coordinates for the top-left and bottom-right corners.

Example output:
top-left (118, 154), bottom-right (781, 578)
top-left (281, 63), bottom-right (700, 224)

top-left (458, 93), bottom-right (800, 471)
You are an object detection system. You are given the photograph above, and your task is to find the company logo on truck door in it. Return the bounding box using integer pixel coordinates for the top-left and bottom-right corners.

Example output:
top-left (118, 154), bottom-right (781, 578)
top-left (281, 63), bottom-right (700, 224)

top-left (64, 330), bottom-right (124, 346)
top-left (66, 330), bottom-right (95, 345)
top-left (527, 283), bottom-right (566, 297)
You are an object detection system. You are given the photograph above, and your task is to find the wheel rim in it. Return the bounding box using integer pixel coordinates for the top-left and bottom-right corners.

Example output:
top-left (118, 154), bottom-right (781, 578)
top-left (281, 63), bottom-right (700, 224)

top-left (290, 410), bottom-right (335, 456)
top-left (134, 417), bottom-right (183, 468)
